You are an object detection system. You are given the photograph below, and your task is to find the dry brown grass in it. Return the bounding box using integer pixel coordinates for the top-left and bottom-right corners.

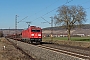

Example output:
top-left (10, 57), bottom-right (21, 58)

top-left (0, 37), bottom-right (30, 60)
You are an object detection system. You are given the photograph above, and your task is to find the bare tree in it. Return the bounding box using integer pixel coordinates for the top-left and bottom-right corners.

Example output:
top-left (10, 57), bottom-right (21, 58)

top-left (54, 5), bottom-right (87, 40)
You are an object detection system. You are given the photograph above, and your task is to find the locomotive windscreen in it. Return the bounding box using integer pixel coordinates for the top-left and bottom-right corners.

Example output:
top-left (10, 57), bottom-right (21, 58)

top-left (31, 30), bottom-right (40, 32)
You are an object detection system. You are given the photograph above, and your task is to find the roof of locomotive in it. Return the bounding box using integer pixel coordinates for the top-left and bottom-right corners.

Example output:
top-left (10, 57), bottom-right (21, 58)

top-left (23, 26), bottom-right (41, 30)
top-left (30, 26), bottom-right (41, 28)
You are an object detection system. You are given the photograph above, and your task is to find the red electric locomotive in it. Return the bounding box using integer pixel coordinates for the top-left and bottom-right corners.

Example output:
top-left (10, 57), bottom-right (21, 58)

top-left (22, 26), bottom-right (42, 43)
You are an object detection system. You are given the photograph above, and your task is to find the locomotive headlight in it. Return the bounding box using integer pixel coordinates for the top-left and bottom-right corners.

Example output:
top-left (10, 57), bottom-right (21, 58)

top-left (31, 34), bottom-right (34, 36)
top-left (38, 34), bottom-right (41, 36)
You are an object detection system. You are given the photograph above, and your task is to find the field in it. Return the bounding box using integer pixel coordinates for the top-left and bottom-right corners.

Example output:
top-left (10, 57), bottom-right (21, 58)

top-left (43, 37), bottom-right (90, 42)
top-left (42, 37), bottom-right (90, 48)
top-left (0, 38), bottom-right (30, 60)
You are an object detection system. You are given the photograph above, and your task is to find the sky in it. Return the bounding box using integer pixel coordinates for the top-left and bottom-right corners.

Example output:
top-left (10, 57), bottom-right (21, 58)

top-left (0, 0), bottom-right (90, 29)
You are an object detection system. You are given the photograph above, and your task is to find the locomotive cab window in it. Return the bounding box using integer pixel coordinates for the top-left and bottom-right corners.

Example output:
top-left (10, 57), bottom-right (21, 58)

top-left (31, 30), bottom-right (40, 32)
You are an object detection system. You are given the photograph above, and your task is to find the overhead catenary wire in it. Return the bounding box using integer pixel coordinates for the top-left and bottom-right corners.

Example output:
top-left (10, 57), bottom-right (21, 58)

top-left (20, 0), bottom-right (90, 28)
top-left (38, 0), bottom-right (90, 24)
top-left (41, 17), bottom-right (51, 24)
top-left (29, 0), bottom-right (60, 19)
top-left (30, 0), bottom-right (73, 23)
top-left (17, 16), bottom-right (28, 23)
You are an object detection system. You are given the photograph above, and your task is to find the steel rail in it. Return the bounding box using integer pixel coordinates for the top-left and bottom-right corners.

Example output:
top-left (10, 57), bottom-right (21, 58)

top-left (37, 45), bottom-right (90, 60)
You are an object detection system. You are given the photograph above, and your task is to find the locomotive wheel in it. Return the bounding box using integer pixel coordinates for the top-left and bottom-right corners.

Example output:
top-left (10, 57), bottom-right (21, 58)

top-left (36, 42), bottom-right (41, 44)
top-left (31, 41), bottom-right (33, 44)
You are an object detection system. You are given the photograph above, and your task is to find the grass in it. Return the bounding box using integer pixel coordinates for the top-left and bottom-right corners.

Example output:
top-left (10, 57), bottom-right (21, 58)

top-left (42, 37), bottom-right (90, 42)
top-left (71, 37), bottom-right (90, 41)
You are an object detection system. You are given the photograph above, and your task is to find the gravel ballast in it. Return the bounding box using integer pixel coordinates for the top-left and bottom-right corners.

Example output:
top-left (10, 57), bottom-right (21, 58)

top-left (9, 39), bottom-right (89, 60)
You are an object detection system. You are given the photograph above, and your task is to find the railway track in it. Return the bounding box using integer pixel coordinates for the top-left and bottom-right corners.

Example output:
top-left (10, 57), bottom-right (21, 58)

top-left (6, 38), bottom-right (90, 60)
top-left (37, 44), bottom-right (90, 60)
